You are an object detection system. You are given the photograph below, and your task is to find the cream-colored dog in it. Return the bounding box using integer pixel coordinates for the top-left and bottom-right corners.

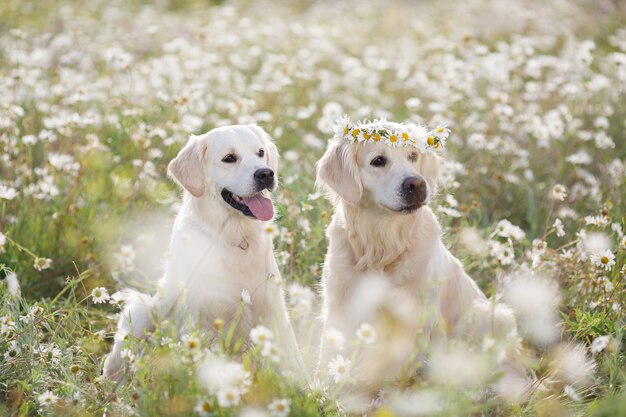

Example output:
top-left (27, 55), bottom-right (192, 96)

top-left (103, 125), bottom-right (304, 382)
top-left (316, 120), bottom-right (529, 405)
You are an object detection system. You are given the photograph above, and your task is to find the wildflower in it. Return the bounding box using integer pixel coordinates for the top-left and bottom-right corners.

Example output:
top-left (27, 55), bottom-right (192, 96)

top-left (0, 232), bottom-right (6, 253)
top-left (33, 257), bottom-right (52, 271)
top-left (261, 341), bottom-right (281, 362)
top-left (3, 341), bottom-right (20, 361)
top-left (0, 185), bottom-right (18, 200)
top-left (241, 289), bottom-right (251, 305)
top-left (268, 398), bottom-right (290, 417)
top-left (109, 291), bottom-right (126, 307)
top-left (584, 215), bottom-right (610, 227)
top-left (489, 240), bottom-right (515, 265)
top-left (328, 355), bottom-right (350, 383)
top-left (551, 184), bottom-right (567, 201)
top-left (216, 387), bottom-right (241, 407)
top-left (590, 250), bottom-right (616, 271)
top-left (554, 218), bottom-right (565, 237)
top-left (250, 325), bottom-right (273, 345)
top-left (494, 219), bottom-right (526, 241)
top-left (356, 323), bottom-right (377, 344)
top-left (38, 391), bottom-right (59, 407)
top-left (90, 287), bottom-right (110, 303)
top-left (194, 399), bottom-right (214, 416)
top-left (324, 328), bottom-right (346, 350)
top-left (182, 334), bottom-right (201, 351)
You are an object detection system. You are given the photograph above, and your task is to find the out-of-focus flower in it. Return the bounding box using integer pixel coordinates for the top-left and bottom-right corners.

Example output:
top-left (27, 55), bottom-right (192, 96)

top-left (356, 323), bottom-right (377, 344)
top-left (194, 399), bottom-right (213, 416)
top-left (216, 387), bottom-right (241, 407)
top-left (38, 391), bottom-right (59, 407)
top-left (494, 219), bottom-right (526, 241)
top-left (33, 257), bottom-right (52, 271)
top-left (0, 185), bottom-right (18, 200)
top-left (250, 325), bottom-right (273, 345)
top-left (6, 272), bottom-right (20, 297)
top-left (90, 287), bottom-right (110, 304)
top-left (267, 398), bottom-right (290, 417)
top-left (324, 328), bottom-right (346, 351)
top-left (554, 218), bottom-right (565, 237)
top-left (551, 184), bottom-right (567, 201)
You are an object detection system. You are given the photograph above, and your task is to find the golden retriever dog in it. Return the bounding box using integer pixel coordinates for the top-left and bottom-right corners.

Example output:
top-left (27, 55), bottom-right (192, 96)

top-left (316, 117), bottom-right (529, 408)
top-left (103, 124), bottom-right (305, 382)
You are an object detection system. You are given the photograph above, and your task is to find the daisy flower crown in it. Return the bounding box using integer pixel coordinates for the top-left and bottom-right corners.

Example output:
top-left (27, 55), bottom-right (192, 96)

top-left (333, 114), bottom-right (449, 152)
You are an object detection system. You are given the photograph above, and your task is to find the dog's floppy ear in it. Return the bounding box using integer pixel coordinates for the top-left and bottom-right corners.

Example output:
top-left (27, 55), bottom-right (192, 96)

top-left (316, 140), bottom-right (362, 205)
top-left (168, 135), bottom-right (207, 197)
top-left (419, 152), bottom-right (442, 197)
top-left (248, 124), bottom-right (279, 173)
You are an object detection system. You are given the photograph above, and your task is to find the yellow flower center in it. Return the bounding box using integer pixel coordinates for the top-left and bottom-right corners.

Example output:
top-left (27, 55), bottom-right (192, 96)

top-left (338, 365), bottom-right (345, 374)
top-left (277, 404), bottom-right (285, 411)
top-left (352, 129), bottom-right (360, 138)
top-left (427, 137), bottom-right (436, 146)
top-left (203, 402), bottom-right (212, 412)
top-left (188, 340), bottom-right (197, 349)
top-left (70, 364), bottom-right (80, 374)
top-left (601, 256), bottom-right (609, 264)
top-left (343, 127), bottom-right (349, 135)
top-left (437, 127), bottom-right (444, 133)
top-left (226, 392), bottom-right (235, 401)
top-left (363, 132), bottom-right (371, 140)
top-left (401, 132), bottom-right (410, 141)
top-left (389, 135), bottom-right (398, 143)
top-left (373, 133), bottom-right (381, 142)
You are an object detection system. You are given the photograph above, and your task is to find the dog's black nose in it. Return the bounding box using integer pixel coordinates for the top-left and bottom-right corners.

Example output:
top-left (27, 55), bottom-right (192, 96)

top-left (401, 176), bottom-right (427, 204)
top-left (254, 167), bottom-right (275, 188)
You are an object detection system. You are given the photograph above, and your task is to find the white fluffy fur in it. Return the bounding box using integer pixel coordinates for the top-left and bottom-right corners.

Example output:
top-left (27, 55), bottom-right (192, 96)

top-left (316, 139), bottom-right (530, 400)
top-left (103, 124), bottom-right (304, 382)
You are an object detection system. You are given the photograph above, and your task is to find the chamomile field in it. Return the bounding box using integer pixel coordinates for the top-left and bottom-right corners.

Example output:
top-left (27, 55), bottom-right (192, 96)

top-left (1, 0), bottom-right (626, 416)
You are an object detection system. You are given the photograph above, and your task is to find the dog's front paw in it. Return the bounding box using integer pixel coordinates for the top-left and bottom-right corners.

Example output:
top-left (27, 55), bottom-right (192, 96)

top-left (102, 353), bottom-right (124, 382)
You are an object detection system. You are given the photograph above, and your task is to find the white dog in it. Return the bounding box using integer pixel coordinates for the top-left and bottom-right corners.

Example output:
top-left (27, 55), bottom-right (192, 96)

top-left (316, 118), bottom-right (530, 405)
top-left (103, 124), bottom-right (304, 382)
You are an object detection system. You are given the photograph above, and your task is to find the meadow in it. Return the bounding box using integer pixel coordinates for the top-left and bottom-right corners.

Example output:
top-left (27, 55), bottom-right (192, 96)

top-left (1, 0), bottom-right (625, 415)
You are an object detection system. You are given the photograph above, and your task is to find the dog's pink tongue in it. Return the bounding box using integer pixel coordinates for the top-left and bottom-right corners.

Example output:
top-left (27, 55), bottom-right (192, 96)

top-left (242, 194), bottom-right (274, 221)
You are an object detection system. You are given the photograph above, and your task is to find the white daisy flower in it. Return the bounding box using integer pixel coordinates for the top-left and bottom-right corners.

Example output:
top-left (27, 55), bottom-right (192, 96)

top-left (356, 323), bottom-right (377, 344)
top-left (216, 387), bottom-right (241, 408)
top-left (90, 287), bottom-right (110, 304)
top-left (383, 131), bottom-right (401, 147)
top-left (241, 289), bottom-right (251, 305)
top-left (182, 334), bottom-right (201, 351)
top-left (328, 354), bottom-right (350, 383)
top-left (250, 325), bottom-right (273, 345)
top-left (268, 398), bottom-right (290, 417)
top-left (194, 399), bottom-right (214, 416)
top-left (109, 291), bottom-right (126, 307)
top-left (324, 328), bottom-right (346, 350)
top-left (261, 341), bottom-right (281, 363)
top-left (590, 250), bottom-right (615, 271)
top-left (38, 390), bottom-right (59, 407)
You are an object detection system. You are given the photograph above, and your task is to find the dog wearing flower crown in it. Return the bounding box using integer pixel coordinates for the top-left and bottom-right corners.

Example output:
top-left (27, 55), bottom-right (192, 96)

top-left (316, 116), bottom-right (532, 410)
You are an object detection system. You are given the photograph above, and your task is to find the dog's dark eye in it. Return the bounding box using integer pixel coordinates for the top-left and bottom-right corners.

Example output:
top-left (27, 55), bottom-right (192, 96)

top-left (258, 149), bottom-right (265, 157)
top-left (409, 152), bottom-right (418, 162)
top-left (370, 156), bottom-right (387, 167)
top-left (222, 154), bottom-right (237, 163)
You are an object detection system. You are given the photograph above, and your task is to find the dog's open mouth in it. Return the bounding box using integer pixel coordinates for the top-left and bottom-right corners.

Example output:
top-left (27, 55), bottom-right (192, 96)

top-left (221, 189), bottom-right (274, 221)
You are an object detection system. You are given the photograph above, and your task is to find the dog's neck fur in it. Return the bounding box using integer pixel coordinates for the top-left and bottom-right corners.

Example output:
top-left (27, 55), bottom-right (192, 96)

top-left (339, 202), bottom-right (442, 272)
top-left (182, 191), bottom-right (267, 250)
